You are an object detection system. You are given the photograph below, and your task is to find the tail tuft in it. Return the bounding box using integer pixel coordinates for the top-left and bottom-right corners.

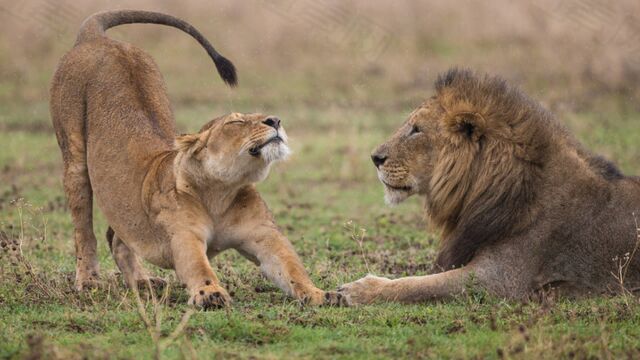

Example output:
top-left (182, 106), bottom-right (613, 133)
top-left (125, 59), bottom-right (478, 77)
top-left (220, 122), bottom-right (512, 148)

top-left (214, 55), bottom-right (238, 87)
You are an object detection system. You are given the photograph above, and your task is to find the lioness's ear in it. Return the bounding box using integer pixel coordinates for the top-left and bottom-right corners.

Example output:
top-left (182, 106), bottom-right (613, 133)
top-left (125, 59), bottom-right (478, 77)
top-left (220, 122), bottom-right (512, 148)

top-left (444, 112), bottom-right (485, 141)
top-left (175, 133), bottom-right (205, 155)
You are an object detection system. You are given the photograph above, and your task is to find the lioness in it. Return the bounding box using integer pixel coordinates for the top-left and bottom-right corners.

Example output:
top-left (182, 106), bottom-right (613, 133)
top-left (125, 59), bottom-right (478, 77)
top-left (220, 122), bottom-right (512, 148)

top-left (339, 69), bottom-right (640, 304)
top-left (51, 10), bottom-right (341, 308)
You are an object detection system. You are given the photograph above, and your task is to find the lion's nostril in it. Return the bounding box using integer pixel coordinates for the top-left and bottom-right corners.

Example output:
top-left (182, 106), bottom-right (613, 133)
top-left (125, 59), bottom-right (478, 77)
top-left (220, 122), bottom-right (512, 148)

top-left (263, 116), bottom-right (280, 129)
top-left (372, 154), bottom-right (387, 168)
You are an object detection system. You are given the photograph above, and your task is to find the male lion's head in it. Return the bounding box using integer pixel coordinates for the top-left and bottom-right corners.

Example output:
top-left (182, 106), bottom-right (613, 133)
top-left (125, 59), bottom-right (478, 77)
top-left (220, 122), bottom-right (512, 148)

top-left (372, 69), bottom-right (553, 270)
top-left (370, 96), bottom-right (444, 206)
top-left (175, 112), bottom-right (290, 186)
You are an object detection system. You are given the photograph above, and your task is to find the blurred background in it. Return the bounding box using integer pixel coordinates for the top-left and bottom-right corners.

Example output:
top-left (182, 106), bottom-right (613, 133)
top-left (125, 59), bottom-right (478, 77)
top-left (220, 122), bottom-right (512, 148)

top-left (2, 0), bottom-right (640, 114)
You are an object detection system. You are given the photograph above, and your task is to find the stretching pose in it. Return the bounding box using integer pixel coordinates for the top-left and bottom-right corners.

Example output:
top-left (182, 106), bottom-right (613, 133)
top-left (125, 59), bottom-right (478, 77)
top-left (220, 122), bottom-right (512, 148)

top-left (51, 10), bottom-right (342, 308)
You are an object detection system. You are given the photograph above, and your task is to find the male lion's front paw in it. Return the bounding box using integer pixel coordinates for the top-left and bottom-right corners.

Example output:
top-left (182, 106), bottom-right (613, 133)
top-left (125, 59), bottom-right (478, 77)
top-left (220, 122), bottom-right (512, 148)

top-left (189, 285), bottom-right (232, 310)
top-left (323, 291), bottom-right (350, 307)
top-left (337, 275), bottom-right (393, 305)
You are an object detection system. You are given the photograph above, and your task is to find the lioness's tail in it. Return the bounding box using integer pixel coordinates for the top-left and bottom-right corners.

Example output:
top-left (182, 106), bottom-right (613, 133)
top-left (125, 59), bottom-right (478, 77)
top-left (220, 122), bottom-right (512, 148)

top-left (76, 10), bottom-right (237, 86)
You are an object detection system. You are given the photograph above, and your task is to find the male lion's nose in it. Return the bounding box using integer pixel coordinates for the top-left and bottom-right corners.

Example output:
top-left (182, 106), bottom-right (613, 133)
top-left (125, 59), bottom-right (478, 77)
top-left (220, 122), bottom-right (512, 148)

top-left (371, 154), bottom-right (387, 168)
top-left (263, 116), bottom-right (281, 129)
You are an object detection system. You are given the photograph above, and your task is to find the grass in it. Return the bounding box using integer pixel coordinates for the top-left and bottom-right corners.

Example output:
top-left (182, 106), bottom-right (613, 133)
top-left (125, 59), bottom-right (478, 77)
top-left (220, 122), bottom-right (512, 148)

top-left (1, 1), bottom-right (640, 358)
top-left (1, 99), bottom-right (639, 359)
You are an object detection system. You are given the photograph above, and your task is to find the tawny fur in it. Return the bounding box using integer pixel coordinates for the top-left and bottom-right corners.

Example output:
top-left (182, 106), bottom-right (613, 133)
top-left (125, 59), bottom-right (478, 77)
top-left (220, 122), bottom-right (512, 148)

top-left (50, 10), bottom-right (343, 308)
top-left (339, 69), bottom-right (640, 304)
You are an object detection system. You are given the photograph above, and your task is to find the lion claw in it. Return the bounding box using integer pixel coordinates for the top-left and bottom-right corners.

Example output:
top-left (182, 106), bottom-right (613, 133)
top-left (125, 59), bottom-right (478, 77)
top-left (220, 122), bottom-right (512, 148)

top-left (189, 285), bottom-right (232, 310)
top-left (323, 291), bottom-right (350, 307)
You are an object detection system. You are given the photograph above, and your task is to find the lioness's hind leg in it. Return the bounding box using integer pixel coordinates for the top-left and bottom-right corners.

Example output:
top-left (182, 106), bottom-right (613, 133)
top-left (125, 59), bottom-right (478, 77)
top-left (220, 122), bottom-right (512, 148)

top-left (63, 152), bottom-right (101, 290)
top-left (51, 78), bottom-right (100, 290)
top-left (106, 227), bottom-right (165, 290)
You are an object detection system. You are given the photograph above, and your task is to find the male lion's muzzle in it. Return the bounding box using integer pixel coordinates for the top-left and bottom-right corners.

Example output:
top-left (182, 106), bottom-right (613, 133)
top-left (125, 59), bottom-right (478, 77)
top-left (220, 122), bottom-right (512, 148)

top-left (371, 144), bottom-right (390, 169)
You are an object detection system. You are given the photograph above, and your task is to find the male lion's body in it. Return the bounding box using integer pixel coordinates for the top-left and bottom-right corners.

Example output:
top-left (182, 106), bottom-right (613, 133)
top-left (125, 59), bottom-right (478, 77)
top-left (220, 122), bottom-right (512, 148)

top-left (51, 10), bottom-right (341, 308)
top-left (340, 69), bottom-right (640, 303)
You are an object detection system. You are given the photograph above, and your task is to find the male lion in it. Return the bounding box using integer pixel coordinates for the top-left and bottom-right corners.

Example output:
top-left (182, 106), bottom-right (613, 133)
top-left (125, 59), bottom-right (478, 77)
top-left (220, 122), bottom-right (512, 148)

top-left (339, 69), bottom-right (640, 304)
top-left (51, 10), bottom-right (341, 308)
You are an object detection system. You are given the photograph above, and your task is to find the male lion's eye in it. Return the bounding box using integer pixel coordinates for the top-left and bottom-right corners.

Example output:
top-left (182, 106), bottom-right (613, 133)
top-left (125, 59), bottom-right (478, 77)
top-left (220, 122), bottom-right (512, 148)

top-left (410, 125), bottom-right (421, 136)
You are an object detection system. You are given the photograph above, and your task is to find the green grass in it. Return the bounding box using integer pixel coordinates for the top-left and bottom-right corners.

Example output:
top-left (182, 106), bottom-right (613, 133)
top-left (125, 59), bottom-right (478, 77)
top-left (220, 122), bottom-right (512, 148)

top-left (1, 92), bottom-right (639, 359)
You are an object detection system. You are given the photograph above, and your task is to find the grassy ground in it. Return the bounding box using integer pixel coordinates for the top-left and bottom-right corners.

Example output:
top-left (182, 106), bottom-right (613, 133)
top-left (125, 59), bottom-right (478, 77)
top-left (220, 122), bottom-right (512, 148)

top-left (1, 101), bottom-right (639, 359)
top-left (1, 1), bottom-right (640, 359)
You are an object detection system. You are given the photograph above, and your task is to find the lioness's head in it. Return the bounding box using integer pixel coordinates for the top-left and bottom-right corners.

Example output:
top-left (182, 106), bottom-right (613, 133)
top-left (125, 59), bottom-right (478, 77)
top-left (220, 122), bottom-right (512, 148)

top-left (175, 112), bottom-right (290, 185)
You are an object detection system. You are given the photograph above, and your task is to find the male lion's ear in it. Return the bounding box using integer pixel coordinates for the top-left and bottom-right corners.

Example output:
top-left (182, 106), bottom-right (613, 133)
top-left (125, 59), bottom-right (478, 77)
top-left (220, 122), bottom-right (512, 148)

top-left (175, 133), bottom-right (205, 155)
top-left (444, 112), bottom-right (486, 141)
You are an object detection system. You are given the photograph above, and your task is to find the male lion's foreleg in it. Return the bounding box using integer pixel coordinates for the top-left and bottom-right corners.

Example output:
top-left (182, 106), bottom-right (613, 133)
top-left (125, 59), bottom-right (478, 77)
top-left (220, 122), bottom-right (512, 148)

top-left (171, 232), bottom-right (231, 310)
top-left (338, 267), bottom-right (474, 305)
top-left (63, 158), bottom-right (100, 291)
top-left (106, 227), bottom-right (165, 290)
top-left (239, 230), bottom-right (345, 306)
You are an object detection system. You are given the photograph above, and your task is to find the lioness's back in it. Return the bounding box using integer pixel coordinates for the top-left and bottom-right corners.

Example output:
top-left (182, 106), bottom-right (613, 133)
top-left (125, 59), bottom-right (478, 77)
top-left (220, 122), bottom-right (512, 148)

top-left (52, 39), bottom-right (174, 203)
top-left (54, 37), bottom-right (176, 144)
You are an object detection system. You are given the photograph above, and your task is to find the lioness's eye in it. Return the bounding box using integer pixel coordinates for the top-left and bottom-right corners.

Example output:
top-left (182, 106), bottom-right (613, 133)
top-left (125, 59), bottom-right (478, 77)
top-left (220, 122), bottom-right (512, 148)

top-left (410, 125), bottom-right (421, 135)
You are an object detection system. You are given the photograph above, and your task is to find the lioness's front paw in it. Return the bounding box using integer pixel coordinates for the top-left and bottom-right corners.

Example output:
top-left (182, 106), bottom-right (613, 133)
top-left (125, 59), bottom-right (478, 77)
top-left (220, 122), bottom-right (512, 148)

top-left (337, 275), bottom-right (393, 305)
top-left (295, 288), bottom-right (327, 306)
top-left (189, 285), bottom-right (231, 310)
top-left (300, 289), bottom-right (349, 306)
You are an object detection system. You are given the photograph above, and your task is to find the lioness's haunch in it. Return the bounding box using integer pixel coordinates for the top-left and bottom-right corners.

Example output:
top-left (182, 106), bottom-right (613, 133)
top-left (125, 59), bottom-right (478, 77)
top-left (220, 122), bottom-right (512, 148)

top-left (339, 69), bottom-right (640, 304)
top-left (50, 10), bottom-right (343, 308)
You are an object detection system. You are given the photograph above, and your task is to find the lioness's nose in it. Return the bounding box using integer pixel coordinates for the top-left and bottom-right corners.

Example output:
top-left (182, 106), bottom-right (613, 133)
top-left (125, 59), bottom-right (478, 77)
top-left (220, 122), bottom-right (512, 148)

top-left (263, 116), bottom-right (280, 129)
top-left (371, 154), bottom-right (387, 168)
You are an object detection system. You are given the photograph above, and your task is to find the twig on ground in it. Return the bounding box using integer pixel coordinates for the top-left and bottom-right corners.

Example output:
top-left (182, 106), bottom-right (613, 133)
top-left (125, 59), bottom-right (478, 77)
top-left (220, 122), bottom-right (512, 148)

top-left (130, 279), bottom-right (195, 360)
top-left (610, 212), bottom-right (640, 303)
top-left (345, 220), bottom-right (371, 273)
